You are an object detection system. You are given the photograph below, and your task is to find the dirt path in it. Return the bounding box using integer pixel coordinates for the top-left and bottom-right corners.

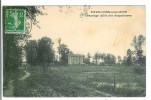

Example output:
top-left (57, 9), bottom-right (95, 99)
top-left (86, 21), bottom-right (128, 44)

top-left (79, 85), bottom-right (113, 97)
top-left (4, 80), bottom-right (14, 97)
top-left (4, 70), bottom-right (30, 97)
top-left (19, 70), bottom-right (30, 80)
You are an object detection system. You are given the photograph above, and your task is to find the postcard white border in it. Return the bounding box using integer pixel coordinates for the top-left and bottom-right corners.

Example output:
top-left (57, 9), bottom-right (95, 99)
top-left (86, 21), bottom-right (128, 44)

top-left (1, 0), bottom-right (151, 100)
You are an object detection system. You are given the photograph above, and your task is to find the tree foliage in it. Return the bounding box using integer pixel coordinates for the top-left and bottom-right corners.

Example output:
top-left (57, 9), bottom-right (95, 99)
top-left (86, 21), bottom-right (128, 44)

top-left (117, 56), bottom-right (122, 65)
top-left (84, 53), bottom-right (91, 65)
top-left (3, 6), bottom-right (44, 73)
top-left (104, 54), bottom-right (116, 65)
top-left (125, 35), bottom-right (146, 66)
top-left (58, 44), bottom-right (71, 64)
top-left (3, 35), bottom-right (22, 71)
top-left (94, 53), bottom-right (100, 64)
top-left (126, 49), bottom-right (133, 66)
top-left (25, 40), bottom-right (38, 66)
top-left (92, 53), bottom-right (116, 66)
top-left (37, 37), bottom-right (55, 65)
top-left (131, 35), bottom-right (145, 51)
top-left (133, 35), bottom-right (146, 66)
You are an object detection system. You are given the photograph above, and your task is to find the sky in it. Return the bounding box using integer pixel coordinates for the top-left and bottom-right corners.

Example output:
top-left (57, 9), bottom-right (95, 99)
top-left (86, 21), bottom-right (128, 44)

top-left (30, 6), bottom-right (146, 58)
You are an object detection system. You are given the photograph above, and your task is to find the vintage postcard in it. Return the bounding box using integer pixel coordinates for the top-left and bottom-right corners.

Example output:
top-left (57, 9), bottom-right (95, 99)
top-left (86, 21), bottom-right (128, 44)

top-left (2, 5), bottom-right (146, 98)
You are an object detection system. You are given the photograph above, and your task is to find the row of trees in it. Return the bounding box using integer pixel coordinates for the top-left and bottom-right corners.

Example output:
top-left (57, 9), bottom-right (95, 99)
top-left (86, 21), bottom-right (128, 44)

top-left (25, 39), bottom-right (117, 66)
top-left (125, 35), bottom-right (146, 66)
top-left (25, 37), bottom-right (71, 66)
top-left (26, 37), bottom-right (119, 66)
top-left (84, 53), bottom-right (116, 66)
top-left (25, 37), bottom-right (54, 66)
top-left (25, 35), bottom-right (146, 67)
top-left (84, 35), bottom-right (146, 66)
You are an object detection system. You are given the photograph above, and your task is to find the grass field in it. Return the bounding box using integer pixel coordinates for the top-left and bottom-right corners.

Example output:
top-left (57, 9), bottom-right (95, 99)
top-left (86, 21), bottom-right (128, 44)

top-left (13, 65), bottom-right (146, 97)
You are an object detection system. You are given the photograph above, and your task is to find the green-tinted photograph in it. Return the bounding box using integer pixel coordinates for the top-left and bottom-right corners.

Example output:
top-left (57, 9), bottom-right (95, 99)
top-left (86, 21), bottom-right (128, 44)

top-left (3, 6), bottom-right (146, 97)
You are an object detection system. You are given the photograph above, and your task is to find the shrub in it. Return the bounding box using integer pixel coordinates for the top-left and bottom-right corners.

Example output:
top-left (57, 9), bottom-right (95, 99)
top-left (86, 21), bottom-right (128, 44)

top-left (133, 66), bottom-right (146, 74)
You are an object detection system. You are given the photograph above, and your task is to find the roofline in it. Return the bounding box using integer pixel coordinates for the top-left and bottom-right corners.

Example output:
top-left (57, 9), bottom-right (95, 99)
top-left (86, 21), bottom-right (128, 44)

top-left (68, 54), bottom-right (85, 57)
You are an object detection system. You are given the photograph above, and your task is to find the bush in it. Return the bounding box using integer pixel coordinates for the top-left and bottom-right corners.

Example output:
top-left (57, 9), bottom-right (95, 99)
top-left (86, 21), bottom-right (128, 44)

top-left (115, 86), bottom-right (145, 97)
top-left (133, 66), bottom-right (146, 74)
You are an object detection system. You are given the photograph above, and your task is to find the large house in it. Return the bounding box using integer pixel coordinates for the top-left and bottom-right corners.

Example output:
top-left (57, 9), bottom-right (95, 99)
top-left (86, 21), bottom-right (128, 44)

top-left (68, 54), bottom-right (85, 65)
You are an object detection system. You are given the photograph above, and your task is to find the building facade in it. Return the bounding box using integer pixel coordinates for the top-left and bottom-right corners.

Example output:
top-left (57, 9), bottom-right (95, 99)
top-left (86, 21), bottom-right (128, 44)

top-left (68, 54), bottom-right (85, 65)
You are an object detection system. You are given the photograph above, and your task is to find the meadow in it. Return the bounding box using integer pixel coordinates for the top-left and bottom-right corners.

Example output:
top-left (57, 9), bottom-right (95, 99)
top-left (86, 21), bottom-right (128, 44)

top-left (13, 65), bottom-right (146, 97)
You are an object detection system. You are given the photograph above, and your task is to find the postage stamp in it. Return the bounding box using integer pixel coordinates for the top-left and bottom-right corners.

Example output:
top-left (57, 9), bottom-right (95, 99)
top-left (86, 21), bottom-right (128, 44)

top-left (5, 9), bottom-right (25, 33)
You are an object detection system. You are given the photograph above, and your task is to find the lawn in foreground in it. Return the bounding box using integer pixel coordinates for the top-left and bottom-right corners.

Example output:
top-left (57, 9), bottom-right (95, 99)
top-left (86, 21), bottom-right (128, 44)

top-left (14, 65), bottom-right (146, 97)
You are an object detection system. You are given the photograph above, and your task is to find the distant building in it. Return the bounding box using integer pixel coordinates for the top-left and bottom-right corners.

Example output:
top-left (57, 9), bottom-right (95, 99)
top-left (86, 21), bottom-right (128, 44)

top-left (68, 54), bottom-right (85, 65)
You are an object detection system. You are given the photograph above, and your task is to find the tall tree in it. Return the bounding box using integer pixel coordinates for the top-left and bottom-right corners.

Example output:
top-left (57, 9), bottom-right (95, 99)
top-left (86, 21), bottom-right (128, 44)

top-left (100, 53), bottom-right (106, 62)
top-left (122, 56), bottom-right (127, 65)
top-left (58, 44), bottom-right (70, 64)
top-left (131, 35), bottom-right (146, 66)
top-left (25, 40), bottom-right (38, 66)
top-left (37, 37), bottom-right (54, 65)
top-left (58, 38), bottom-right (61, 61)
top-left (126, 49), bottom-right (132, 66)
top-left (3, 6), bottom-right (45, 87)
top-left (87, 53), bottom-right (91, 64)
top-left (84, 53), bottom-right (91, 65)
top-left (117, 56), bottom-right (122, 65)
top-left (104, 53), bottom-right (116, 65)
top-left (131, 35), bottom-right (145, 51)
top-left (94, 53), bottom-right (100, 64)
top-left (3, 36), bottom-right (22, 71)
top-left (3, 6), bottom-right (44, 75)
